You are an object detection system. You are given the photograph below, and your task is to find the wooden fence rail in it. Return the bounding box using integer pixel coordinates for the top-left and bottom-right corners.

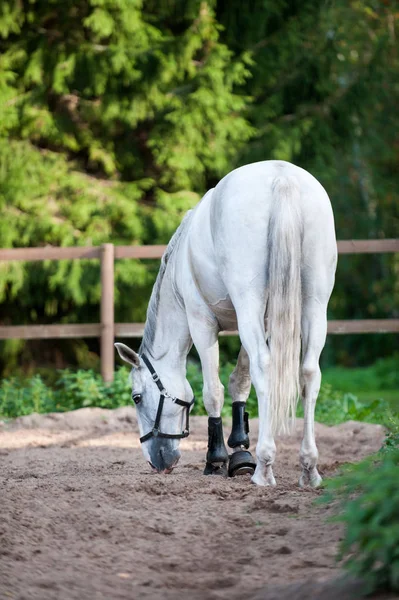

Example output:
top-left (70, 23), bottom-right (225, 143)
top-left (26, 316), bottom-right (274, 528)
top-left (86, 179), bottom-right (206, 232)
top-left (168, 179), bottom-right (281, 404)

top-left (0, 239), bottom-right (398, 381)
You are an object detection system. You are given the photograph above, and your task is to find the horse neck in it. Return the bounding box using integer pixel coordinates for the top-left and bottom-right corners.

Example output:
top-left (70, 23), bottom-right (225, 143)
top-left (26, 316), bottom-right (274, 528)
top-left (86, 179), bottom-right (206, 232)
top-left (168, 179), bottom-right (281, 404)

top-left (141, 271), bottom-right (191, 376)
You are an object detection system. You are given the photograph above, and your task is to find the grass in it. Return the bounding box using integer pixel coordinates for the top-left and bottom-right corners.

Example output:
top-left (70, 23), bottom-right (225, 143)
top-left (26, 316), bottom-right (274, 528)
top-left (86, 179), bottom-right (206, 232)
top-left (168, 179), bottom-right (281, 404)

top-left (322, 354), bottom-right (399, 411)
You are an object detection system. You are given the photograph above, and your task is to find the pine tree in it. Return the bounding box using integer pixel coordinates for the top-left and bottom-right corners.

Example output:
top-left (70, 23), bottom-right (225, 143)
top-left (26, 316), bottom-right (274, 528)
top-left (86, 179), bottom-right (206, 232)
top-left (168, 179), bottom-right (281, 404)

top-left (0, 0), bottom-right (253, 370)
top-left (0, 0), bottom-right (397, 370)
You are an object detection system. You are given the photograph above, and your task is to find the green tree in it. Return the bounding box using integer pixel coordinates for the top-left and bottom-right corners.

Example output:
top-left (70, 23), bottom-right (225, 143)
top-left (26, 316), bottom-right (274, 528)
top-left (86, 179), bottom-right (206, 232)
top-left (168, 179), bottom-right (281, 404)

top-left (0, 0), bottom-right (398, 372)
top-left (216, 0), bottom-right (399, 364)
top-left (0, 0), bottom-right (252, 372)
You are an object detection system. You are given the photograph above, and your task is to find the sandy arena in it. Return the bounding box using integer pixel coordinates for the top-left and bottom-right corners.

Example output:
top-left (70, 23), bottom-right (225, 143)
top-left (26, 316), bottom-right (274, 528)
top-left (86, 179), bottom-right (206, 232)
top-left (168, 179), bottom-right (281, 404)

top-left (0, 408), bottom-right (390, 599)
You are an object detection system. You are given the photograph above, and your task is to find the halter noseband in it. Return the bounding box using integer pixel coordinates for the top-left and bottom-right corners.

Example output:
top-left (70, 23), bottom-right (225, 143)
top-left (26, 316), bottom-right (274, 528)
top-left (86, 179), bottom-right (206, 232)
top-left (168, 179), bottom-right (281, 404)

top-left (138, 354), bottom-right (195, 444)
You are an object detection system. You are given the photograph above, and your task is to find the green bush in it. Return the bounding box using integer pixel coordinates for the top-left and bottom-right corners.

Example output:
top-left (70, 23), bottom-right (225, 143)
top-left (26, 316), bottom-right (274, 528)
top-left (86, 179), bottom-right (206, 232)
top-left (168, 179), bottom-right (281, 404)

top-left (382, 414), bottom-right (399, 454)
top-left (0, 367), bottom-right (132, 419)
top-left (0, 375), bottom-right (55, 418)
top-left (189, 361), bottom-right (390, 424)
top-left (0, 361), bottom-right (394, 425)
top-left (323, 441), bottom-right (399, 595)
top-left (311, 386), bottom-right (390, 426)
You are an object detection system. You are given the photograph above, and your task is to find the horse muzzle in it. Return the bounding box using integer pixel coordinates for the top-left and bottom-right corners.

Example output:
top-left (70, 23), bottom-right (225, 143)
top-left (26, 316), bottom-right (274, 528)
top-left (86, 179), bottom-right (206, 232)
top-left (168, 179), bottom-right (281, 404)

top-left (147, 438), bottom-right (181, 474)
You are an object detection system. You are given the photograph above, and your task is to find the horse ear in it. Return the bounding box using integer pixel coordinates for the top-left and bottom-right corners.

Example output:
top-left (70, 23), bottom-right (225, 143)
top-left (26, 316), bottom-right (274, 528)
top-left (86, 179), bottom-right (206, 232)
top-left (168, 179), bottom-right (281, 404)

top-left (114, 343), bottom-right (140, 368)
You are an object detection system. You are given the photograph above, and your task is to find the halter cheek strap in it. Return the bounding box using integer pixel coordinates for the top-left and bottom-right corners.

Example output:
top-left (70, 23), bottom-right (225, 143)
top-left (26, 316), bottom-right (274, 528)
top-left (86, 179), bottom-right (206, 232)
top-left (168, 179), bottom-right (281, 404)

top-left (139, 354), bottom-right (195, 444)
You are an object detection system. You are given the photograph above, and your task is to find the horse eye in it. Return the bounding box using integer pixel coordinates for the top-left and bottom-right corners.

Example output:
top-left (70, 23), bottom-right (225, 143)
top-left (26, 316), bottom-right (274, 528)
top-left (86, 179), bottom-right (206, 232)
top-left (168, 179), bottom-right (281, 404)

top-left (132, 393), bottom-right (142, 405)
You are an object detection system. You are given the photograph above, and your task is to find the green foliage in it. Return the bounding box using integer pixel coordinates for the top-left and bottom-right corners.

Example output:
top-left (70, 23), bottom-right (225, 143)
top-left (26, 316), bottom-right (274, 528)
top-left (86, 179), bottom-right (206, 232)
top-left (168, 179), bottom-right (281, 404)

top-left (322, 357), bottom-right (399, 415)
top-left (1, 361), bottom-right (396, 424)
top-left (374, 354), bottom-right (399, 390)
top-left (190, 360), bottom-right (395, 424)
top-left (382, 413), bottom-right (399, 453)
top-left (322, 441), bottom-right (399, 594)
top-left (0, 0), bottom-right (252, 182)
top-left (0, 0), bottom-right (255, 371)
top-left (323, 356), bottom-right (399, 394)
top-left (0, 374), bottom-right (55, 417)
top-left (302, 386), bottom-right (390, 427)
top-left (0, 367), bottom-right (132, 418)
top-left (220, 0), bottom-right (399, 363)
top-left (0, 0), bottom-right (398, 372)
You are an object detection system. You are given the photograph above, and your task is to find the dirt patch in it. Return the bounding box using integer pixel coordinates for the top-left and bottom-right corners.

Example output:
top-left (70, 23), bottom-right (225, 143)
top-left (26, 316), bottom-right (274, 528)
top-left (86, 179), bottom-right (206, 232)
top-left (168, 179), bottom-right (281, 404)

top-left (0, 409), bottom-right (386, 600)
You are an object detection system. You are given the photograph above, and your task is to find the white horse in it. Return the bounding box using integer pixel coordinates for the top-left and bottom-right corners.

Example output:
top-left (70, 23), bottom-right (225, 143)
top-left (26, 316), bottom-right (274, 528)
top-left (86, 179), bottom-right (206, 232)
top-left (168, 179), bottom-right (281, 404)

top-left (116, 160), bottom-right (337, 487)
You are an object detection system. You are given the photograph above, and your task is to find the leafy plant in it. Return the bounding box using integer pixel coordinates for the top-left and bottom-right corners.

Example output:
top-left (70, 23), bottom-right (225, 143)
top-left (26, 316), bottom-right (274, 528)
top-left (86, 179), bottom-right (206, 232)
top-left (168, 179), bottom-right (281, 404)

top-left (381, 413), bottom-right (399, 454)
top-left (322, 446), bottom-right (399, 595)
top-left (0, 375), bottom-right (55, 418)
top-left (314, 387), bottom-right (389, 426)
top-left (190, 360), bottom-right (392, 423)
top-left (0, 367), bottom-right (133, 419)
top-left (0, 361), bottom-right (395, 425)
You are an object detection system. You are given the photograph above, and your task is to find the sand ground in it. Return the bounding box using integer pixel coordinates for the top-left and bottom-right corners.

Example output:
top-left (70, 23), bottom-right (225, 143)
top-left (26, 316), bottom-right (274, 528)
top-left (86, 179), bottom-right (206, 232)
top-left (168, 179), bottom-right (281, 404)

top-left (0, 408), bottom-right (390, 599)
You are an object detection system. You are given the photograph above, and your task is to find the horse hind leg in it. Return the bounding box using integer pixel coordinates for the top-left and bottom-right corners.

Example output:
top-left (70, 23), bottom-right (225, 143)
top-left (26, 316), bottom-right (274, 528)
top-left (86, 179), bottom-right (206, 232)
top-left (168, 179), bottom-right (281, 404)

top-left (233, 303), bottom-right (276, 486)
top-left (299, 296), bottom-right (329, 488)
top-left (227, 346), bottom-right (256, 477)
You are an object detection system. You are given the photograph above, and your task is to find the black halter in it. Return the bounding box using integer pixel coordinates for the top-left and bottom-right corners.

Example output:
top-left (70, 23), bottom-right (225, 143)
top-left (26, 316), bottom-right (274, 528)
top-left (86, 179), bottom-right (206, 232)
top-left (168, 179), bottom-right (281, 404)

top-left (138, 354), bottom-right (195, 444)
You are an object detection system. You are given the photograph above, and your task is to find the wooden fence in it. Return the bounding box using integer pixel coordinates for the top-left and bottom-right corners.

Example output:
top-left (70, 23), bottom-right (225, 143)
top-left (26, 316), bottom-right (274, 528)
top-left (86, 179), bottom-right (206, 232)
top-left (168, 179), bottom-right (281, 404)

top-left (0, 239), bottom-right (398, 381)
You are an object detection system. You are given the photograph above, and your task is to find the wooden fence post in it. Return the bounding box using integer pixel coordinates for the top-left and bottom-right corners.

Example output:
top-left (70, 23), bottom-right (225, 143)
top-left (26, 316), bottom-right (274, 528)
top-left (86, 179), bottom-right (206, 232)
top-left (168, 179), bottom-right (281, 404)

top-left (101, 243), bottom-right (115, 382)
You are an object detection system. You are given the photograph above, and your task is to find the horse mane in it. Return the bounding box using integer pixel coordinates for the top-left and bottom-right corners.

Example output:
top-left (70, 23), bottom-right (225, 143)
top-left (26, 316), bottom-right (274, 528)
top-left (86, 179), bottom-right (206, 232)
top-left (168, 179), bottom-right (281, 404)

top-left (139, 210), bottom-right (193, 356)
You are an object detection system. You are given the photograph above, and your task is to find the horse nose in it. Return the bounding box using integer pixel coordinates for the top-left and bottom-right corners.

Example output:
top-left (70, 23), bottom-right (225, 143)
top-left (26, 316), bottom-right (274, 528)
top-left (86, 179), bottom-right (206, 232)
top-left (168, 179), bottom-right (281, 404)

top-left (148, 438), bottom-right (181, 472)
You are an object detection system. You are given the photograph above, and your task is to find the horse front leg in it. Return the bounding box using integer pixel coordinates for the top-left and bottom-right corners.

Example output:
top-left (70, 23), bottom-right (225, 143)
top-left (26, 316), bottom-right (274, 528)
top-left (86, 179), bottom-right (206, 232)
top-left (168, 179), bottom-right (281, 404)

top-left (188, 317), bottom-right (229, 477)
top-left (227, 346), bottom-right (256, 477)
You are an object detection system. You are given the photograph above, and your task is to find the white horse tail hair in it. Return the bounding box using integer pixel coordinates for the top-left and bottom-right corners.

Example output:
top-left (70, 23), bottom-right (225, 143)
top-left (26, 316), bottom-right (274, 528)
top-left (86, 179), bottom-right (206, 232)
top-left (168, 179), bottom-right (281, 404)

top-left (267, 175), bottom-right (302, 435)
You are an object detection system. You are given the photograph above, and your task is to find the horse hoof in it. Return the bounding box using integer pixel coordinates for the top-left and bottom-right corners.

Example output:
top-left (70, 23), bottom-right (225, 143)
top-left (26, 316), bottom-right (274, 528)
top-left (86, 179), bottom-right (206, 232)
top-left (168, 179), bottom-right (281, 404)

top-left (251, 472), bottom-right (276, 486)
top-left (228, 450), bottom-right (256, 477)
top-left (310, 470), bottom-right (323, 488)
top-left (251, 463), bottom-right (276, 486)
top-left (299, 468), bottom-right (322, 489)
top-left (204, 462), bottom-right (228, 477)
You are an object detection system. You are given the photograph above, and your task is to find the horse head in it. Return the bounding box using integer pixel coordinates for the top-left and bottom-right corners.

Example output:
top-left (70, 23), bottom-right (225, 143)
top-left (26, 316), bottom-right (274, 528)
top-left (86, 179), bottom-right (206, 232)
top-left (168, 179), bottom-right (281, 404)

top-left (115, 342), bottom-right (194, 473)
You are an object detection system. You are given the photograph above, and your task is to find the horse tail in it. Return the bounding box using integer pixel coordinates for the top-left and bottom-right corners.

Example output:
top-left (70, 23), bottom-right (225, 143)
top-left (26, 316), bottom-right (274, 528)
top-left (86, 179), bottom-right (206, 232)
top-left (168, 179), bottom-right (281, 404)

top-left (267, 175), bottom-right (302, 435)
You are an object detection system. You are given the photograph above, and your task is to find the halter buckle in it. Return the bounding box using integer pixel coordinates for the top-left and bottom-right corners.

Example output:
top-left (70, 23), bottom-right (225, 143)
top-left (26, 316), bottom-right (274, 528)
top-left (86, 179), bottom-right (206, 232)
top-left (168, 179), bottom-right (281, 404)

top-left (152, 427), bottom-right (160, 437)
top-left (152, 373), bottom-right (160, 383)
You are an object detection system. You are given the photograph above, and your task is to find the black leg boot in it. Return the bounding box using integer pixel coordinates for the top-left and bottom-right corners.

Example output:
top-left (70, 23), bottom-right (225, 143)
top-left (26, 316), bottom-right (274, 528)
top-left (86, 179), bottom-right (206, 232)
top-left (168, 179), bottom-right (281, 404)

top-left (227, 402), bottom-right (256, 477)
top-left (204, 417), bottom-right (229, 477)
